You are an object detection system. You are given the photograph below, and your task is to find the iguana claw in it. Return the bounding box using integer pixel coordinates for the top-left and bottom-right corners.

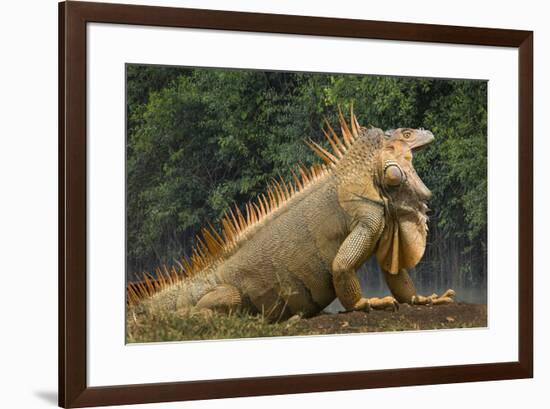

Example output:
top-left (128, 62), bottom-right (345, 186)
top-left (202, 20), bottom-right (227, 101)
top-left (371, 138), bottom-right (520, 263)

top-left (367, 296), bottom-right (399, 312)
top-left (411, 289), bottom-right (456, 306)
top-left (351, 297), bottom-right (371, 313)
top-left (350, 296), bottom-right (399, 312)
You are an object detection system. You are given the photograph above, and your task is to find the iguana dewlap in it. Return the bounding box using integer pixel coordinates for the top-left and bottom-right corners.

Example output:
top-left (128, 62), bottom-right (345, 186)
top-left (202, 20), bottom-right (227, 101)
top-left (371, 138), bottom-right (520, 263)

top-left (128, 111), bottom-right (455, 322)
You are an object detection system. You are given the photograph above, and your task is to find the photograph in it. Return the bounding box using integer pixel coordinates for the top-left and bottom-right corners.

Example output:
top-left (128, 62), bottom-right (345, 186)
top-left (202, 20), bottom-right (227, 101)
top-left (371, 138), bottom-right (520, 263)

top-left (125, 65), bottom-right (488, 343)
top-left (0, 0), bottom-right (541, 407)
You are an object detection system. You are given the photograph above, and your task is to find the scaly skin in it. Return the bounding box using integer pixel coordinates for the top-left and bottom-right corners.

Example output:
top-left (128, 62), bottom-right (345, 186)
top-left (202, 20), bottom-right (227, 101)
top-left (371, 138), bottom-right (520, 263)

top-left (133, 119), bottom-right (455, 322)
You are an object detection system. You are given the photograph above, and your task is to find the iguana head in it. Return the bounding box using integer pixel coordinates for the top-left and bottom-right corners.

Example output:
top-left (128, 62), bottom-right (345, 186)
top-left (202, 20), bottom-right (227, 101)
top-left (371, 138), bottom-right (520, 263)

top-left (375, 135), bottom-right (433, 274)
top-left (385, 127), bottom-right (434, 151)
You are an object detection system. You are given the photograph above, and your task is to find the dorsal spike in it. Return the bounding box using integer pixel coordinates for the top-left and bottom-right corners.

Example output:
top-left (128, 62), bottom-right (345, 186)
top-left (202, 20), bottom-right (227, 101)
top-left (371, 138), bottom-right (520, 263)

top-left (324, 118), bottom-right (349, 151)
top-left (221, 216), bottom-right (236, 243)
top-left (127, 285), bottom-right (139, 304)
top-left (163, 269), bottom-right (171, 286)
top-left (323, 118), bottom-right (347, 153)
top-left (299, 164), bottom-right (311, 184)
top-left (289, 181), bottom-right (296, 195)
top-left (137, 281), bottom-right (147, 296)
top-left (157, 273), bottom-right (165, 289)
top-left (267, 187), bottom-right (277, 208)
top-left (249, 203), bottom-right (257, 223)
top-left (192, 250), bottom-right (205, 270)
top-left (338, 107), bottom-right (354, 142)
top-left (202, 228), bottom-right (223, 256)
top-left (150, 272), bottom-right (161, 290)
top-left (170, 264), bottom-right (180, 283)
top-left (322, 128), bottom-right (344, 158)
top-left (291, 168), bottom-right (304, 191)
top-left (245, 203), bottom-right (251, 225)
top-left (258, 194), bottom-right (267, 216)
top-left (341, 127), bottom-right (353, 146)
top-left (278, 175), bottom-right (291, 200)
top-left (250, 204), bottom-right (256, 223)
top-left (271, 178), bottom-right (286, 203)
top-left (262, 193), bottom-right (271, 214)
top-left (144, 274), bottom-right (154, 295)
top-left (253, 203), bottom-right (262, 221)
top-left (235, 205), bottom-right (246, 232)
top-left (250, 202), bottom-right (257, 223)
top-left (311, 165), bottom-right (320, 178)
top-left (305, 138), bottom-right (338, 165)
top-left (207, 222), bottom-right (224, 246)
top-left (181, 257), bottom-right (192, 276)
top-left (276, 181), bottom-right (286, 202)
top-left (227, 207), bottom-right (241, 234)
top-left (195, 235), bottom-right (209, 257)
top-left (194, 240), bottom-right (208, 263)
top-left (174, 260), bottom-right (183, 282)
top-left (350, 105), bottom-right (360, 138)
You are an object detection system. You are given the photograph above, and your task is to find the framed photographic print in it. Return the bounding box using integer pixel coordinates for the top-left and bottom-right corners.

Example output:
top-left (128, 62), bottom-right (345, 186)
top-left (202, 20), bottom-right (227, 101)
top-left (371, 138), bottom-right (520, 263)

top-left (59, 1), bottom-right (533, 407)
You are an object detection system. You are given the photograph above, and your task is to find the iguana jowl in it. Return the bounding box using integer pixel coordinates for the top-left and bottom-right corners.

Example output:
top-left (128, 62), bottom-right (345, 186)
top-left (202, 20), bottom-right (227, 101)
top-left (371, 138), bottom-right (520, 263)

top-left (128, 110), bottom-right (455, 321)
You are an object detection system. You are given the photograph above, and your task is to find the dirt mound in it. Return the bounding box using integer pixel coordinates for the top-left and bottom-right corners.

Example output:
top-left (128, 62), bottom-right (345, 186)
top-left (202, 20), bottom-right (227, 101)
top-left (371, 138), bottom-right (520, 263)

top-left (292, 302), bottom-right (487, 335)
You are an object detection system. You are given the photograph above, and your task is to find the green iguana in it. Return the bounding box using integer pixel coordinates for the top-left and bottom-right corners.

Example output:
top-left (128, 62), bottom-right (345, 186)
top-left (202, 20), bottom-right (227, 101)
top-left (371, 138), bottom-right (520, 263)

top-left (128, 109), bottom-right (455, 322)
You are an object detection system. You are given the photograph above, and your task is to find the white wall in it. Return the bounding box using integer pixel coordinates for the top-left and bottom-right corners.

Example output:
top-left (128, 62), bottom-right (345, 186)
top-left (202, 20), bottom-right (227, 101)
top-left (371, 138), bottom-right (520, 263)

top-left (0, 0), bottom-right (545, 408)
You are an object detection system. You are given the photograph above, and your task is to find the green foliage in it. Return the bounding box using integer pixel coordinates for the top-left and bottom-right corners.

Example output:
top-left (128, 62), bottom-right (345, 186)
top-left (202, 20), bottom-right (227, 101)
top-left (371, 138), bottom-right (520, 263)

top-left (126, 65), bottom-right (487, 289)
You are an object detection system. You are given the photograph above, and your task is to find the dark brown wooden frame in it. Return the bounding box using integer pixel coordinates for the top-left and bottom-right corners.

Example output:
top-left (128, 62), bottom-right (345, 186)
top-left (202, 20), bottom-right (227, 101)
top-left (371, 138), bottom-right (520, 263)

top-left (59, 1), bottom-right (533, 407)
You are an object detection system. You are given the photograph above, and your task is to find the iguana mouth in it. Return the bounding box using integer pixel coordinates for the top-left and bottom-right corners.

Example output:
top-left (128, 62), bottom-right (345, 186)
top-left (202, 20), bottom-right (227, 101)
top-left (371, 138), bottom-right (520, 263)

top-left (411, 129), bottom-right (434, 151)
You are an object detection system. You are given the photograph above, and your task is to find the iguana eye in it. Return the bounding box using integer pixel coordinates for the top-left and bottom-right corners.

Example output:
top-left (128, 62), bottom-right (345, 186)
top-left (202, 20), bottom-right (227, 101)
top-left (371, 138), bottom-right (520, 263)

top-left (402, 131), bottom-right (411, 139)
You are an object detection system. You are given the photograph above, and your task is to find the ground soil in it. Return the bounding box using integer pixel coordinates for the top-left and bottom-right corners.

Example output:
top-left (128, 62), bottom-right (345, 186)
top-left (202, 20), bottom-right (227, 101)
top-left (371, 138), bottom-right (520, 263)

top-left (290, 302), bottom-right (487, 335)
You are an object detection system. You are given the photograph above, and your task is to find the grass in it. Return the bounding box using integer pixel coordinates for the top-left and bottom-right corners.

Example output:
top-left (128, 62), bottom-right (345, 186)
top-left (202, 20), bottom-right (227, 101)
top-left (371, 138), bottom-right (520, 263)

top-left (126, 309), bottom-right (300, 343)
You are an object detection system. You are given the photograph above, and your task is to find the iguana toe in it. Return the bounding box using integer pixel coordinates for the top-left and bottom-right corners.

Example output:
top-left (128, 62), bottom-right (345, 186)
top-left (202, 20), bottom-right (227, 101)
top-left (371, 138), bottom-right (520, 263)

top-left (411, 289), bottom-right (456, 306)
top-left (351, 297), bottom-right (371, 313)
top-left (368, 296), bottom-right (399, 311)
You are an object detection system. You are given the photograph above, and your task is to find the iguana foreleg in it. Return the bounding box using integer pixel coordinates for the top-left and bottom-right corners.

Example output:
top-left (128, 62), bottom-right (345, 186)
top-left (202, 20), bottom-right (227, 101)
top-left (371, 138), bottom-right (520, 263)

top-left (332, 222), bottom-right (398, 312)
top-left (383, 268), bottom-right (455, 306)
